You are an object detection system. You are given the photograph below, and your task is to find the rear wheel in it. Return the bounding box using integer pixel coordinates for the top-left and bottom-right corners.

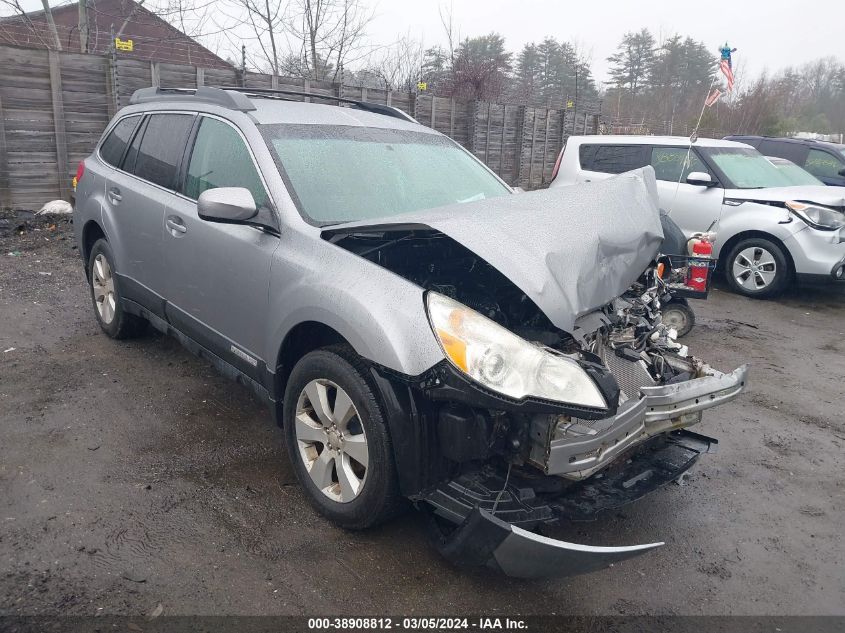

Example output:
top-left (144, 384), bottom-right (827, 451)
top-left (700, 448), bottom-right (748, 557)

top-left (283, 346), bottom-right (402, 530)
top-left (724, 238), bottom-right (790, 298)
top-left (87, 239), bottom-right (146, 338)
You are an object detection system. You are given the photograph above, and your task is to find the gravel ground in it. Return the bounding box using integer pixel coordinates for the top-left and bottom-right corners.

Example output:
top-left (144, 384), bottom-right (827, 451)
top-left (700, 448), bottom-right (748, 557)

top-left (1, 214), bottom-right (843, 617)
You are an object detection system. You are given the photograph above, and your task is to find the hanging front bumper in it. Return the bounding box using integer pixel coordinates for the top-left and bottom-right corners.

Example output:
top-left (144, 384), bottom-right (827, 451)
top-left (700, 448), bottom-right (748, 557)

top-left (424, 429), bottom-right (717, 579)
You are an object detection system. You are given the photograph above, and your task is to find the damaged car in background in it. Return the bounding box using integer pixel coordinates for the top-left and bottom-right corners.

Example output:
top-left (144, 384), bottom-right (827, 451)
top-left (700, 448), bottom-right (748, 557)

top-left (73, 87), bottom-right (748, 580)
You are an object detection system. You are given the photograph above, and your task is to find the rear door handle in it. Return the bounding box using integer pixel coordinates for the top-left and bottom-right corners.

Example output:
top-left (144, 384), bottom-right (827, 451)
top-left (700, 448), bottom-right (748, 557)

top-left (107, 187), bottom-right (122, 203)
top-left (166, 216), bottom-right (187, 235)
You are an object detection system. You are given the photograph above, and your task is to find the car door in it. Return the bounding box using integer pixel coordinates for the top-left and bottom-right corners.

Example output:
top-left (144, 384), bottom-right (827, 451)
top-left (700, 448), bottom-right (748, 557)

top-left (103, 112), bottom-right (196, 315)
top-left (803, 148), bottom-right (845, 187)
top-left (649, 146), bottom-right (723, 236)
top-left (163, 115), bottom-right (279, 384)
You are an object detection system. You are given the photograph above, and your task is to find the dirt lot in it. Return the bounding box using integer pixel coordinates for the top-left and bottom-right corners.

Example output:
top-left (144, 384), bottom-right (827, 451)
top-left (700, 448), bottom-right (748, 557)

top-left (1, 214), bottom-right (843, 617)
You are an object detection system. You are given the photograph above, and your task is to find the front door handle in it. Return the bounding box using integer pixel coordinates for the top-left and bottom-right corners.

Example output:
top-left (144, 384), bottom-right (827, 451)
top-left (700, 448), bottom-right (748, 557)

top-left (107, 187), bottom-right (122, 204)
top-left (166, 216), bottom-right (187, 235)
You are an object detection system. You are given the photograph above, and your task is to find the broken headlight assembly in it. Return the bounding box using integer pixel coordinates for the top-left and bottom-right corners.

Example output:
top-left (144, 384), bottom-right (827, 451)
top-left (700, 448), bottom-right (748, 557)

top-left (425, 291), bottom-right (607, 409)
top-left (785, 200), bottom-right (845, 231)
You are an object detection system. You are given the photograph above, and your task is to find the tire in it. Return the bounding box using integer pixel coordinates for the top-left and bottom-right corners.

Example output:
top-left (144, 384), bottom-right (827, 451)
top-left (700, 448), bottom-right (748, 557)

top-left (724, 237), bottom-right (790, 298)
top-left (87, 239), bottom-right (147, 339)
top-left (661, 299), bottom-right (695, 338)
top-left (283, 345), bottom-right (402, 530)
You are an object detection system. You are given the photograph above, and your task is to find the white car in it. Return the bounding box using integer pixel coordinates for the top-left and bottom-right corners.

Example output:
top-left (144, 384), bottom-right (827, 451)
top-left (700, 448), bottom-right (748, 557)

top-left (550, 136), bottom-right (845, 297)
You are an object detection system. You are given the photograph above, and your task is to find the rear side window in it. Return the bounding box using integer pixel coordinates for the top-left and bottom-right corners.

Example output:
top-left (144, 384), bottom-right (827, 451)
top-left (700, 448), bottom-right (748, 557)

top-left (650, 147), bottom-right (708, 182)
top-left (183, 117), bottom-right (268, 207)
top-left (758, 139), bottom-right (806, 163)
top-left (580, 144), bottom-right (648, 174)
top-left (132, 113), bottom-right (195, 189)
top-left (99, 116), bottom-right (139, 167)
top-left (804, 148), bottom-right (845, 179)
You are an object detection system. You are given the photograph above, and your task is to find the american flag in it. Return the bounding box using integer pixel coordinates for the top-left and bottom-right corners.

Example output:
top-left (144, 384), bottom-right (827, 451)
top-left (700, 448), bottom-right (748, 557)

top-left (705, 88), bottom-right (723, 107)
top-left (720, 59), bottom-right (735, 91)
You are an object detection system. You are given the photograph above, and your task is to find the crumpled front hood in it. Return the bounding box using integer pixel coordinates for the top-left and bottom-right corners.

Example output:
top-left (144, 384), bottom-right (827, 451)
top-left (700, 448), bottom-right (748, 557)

top-left (323, 168), bottom-right (664, 333)
top-left (726, 185), bottom-right (845, 208)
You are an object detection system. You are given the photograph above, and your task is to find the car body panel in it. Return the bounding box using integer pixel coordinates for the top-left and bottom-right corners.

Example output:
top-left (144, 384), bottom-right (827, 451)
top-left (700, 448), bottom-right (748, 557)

top-left (323, 169), bottom-right (664, 334)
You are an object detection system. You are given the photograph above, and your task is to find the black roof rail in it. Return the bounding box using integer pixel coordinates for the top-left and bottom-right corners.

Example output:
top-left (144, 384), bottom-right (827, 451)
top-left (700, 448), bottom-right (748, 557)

top-left (218, 87), bottom-right (417, 123)
top-left (129, 87), bottom-right (256, 112)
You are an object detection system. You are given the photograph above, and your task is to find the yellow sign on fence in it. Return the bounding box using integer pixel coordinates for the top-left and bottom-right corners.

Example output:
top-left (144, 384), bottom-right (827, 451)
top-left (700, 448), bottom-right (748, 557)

top-left (417, 81), bottom-right (427, 91)
top-left (115, 37), bottom-right (134, 52)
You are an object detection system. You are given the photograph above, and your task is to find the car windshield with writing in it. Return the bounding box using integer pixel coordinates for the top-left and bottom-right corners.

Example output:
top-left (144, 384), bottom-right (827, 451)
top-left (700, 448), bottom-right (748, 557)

top-left (701, 146), bottom-right (793, 189)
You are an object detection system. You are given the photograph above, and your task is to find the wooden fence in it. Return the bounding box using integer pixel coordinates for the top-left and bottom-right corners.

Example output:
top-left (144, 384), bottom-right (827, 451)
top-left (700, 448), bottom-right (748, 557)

top-left (0, 44), bottom-right (594, 211)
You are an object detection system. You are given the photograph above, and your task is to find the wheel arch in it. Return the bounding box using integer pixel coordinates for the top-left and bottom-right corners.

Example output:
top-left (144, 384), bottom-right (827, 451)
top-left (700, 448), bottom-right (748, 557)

top-left (81, 220), bottom-right (107, 277)
top-left (717, 230), bottom-right (795, 279)
top-left (273, 321), bottom-right (350, 415)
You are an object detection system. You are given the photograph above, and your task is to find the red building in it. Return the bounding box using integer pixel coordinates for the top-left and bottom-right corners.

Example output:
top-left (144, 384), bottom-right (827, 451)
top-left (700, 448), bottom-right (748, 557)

top-left (0, 0), bottom-right (232, 69)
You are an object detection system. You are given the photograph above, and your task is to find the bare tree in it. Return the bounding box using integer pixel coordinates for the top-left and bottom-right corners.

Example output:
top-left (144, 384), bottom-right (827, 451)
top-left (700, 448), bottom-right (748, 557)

top-left (228, 0), bottom-right (286, 75)
top-left (284, 0), bottom-right (374, 82)
top-left (0, 0), bottom-right (54, 49)
top-left (368, 33), bottom-right (423, 91)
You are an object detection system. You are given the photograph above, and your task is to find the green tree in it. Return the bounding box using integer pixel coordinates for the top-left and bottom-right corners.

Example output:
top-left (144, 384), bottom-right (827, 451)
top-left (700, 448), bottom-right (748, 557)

top-left (607, 29), bottom-right (656, 105)
top-left (450, 33), bottom-right (512, 100)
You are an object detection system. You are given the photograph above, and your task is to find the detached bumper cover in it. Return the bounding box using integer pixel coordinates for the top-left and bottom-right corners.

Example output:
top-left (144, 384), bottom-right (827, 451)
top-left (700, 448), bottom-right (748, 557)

top-left (426, 430), bottom-right (716, 579)
top-left (435, 507), bottom-right (662, 579)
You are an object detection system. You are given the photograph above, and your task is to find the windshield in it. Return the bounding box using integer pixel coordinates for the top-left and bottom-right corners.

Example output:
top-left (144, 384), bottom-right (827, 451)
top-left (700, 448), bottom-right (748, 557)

top-left (767, 158), bottom-right (824, 186)
top-left (702, 147), bottom-right (794, 189)
top-left (260, 124), bottom-right (510, 224)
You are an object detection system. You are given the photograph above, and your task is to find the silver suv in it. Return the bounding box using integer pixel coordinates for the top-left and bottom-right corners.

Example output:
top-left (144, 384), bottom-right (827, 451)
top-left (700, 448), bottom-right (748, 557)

top-left (73, 87), bottom-right (747, 579)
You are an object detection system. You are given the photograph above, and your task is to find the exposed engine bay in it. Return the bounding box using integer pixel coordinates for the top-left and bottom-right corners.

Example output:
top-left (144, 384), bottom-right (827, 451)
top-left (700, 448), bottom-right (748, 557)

top-left (320, 172), bottom-right (747, 579)
top-left (328, 227), bottom-right (745, 484)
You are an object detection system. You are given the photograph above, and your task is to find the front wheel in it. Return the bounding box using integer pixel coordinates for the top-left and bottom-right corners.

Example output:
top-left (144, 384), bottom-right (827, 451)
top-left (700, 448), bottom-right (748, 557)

top-left (283, 346), bottom-right (402, 530)
top-left (724, 238), bottom-right (790, 298)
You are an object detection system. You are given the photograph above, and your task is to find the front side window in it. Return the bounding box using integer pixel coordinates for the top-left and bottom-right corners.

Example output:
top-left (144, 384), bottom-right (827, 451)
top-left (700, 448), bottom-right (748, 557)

top-left (261, 125), bottom-right (510, 224)
top-left (99, 116), bottom-right (140, 167)
top-left (701, 147), bottom-right (793, 189)
top-left (650, 147), bottom-right (708, 183)
top-left (183, 118), bottom-right (268, 207)
top-left (132, 114), bottom-right (195, 189)
top-left (580, 144), bottom-right (648, 174)
top-left (804, 148), bottom-right (845, 179)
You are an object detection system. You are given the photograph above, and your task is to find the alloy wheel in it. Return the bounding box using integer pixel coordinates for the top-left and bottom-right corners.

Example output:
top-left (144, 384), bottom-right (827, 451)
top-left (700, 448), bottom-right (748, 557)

top-left (732, 246), bottom-right (777, 291)
top-left (92, 253), bottom-right (116, 324)
top-left (294, 379), bottom-right (369, 503)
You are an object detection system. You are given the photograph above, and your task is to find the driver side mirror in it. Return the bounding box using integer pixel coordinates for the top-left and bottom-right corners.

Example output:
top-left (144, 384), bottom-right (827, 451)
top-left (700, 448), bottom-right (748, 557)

top-left (197, 187), bottom-right (258, 223)
top-left (838, 168), bottom-right (845, 177)
top-left (686, 171), bottom-right (716, 187)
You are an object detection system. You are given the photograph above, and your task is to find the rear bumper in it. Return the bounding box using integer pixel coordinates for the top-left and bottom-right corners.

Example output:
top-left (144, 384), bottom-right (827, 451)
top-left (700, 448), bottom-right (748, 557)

top-left (425, 430), bottom-right (716, 579)
top-left (545, 364), bottom-right (747, 478)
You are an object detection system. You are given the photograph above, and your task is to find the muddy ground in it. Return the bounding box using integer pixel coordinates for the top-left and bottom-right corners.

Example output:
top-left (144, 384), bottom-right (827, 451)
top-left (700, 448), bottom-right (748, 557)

top-left (1, 215), bottom-right (843, 617)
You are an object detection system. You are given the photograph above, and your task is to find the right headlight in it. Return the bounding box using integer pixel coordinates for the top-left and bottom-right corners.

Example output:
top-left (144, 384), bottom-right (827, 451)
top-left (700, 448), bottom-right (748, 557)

top-left (425, 292), bottom-right (607, 409)
top-left (786, 200), bottom-right (845, 231)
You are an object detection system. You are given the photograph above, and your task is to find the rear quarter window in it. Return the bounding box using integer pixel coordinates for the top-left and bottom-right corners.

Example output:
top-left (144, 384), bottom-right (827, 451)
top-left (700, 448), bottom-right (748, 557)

top-left (131, 113), bottom-right (195, 189)
top-left (99, 116), bottom-right (140, 167)
top-left (580, 144), bottom-right (648, 174)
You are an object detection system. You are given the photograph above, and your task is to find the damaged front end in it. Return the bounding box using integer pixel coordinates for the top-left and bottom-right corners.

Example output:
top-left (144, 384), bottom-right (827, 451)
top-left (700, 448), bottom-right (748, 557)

top-left (322, 171), bottom-right (748, 579)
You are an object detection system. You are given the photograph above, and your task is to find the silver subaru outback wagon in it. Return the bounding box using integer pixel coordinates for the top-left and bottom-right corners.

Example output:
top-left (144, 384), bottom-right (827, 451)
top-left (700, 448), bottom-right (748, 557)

top-left (73, 86), bottom-right (747, 579)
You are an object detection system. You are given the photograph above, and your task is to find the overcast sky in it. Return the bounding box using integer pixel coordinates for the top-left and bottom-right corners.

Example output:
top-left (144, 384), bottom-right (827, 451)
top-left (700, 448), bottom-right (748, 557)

top-left (6, 0), bottom-right (842, 81)
top-left (366, 0), bottom-right (841, 82)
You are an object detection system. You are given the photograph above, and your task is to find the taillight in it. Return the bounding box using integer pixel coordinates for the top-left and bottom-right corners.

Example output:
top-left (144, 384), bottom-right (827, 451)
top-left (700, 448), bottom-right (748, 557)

top-left (73, 161), bottom-right (85, 190)
top-left (550, 149), bottom-right (563, 182)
